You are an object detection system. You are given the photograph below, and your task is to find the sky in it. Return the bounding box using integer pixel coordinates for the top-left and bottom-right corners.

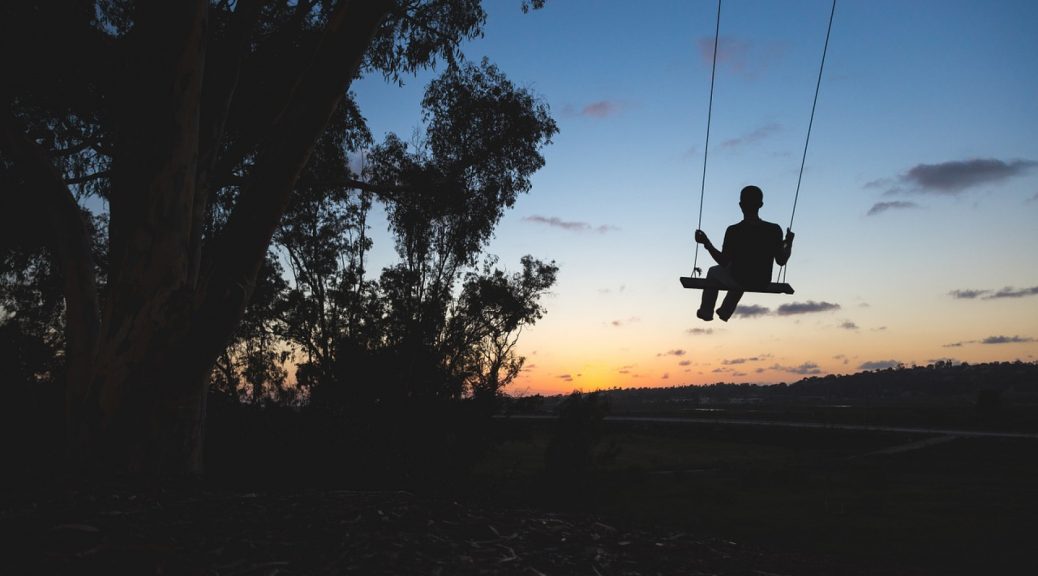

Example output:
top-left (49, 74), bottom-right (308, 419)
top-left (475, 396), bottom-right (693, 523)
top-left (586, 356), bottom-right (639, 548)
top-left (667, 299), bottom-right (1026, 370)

top-left (351, 0), bottom-right (1038, 395)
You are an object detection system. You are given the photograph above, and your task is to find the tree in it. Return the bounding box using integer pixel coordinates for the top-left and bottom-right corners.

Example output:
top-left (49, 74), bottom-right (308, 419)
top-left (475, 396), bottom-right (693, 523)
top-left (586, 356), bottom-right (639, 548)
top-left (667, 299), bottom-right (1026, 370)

top-left (449, 256), bottom-right (558, 404)
top-left (0, 0), bottom-right (543, 477)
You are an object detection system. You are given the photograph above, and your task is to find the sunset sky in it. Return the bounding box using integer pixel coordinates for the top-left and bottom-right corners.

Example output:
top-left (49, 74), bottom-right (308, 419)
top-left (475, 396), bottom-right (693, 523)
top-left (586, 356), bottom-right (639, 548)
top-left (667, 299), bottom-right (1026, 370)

top-left (352, 0), bottom-right (1038, 395)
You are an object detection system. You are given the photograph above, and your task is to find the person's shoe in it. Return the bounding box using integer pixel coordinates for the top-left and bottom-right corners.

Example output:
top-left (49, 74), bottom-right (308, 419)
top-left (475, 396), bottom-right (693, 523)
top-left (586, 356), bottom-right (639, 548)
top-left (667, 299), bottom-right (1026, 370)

top-left (696, 308), bottom-right (713, 322)
top-left (716, 307), bottom-right (734, 322)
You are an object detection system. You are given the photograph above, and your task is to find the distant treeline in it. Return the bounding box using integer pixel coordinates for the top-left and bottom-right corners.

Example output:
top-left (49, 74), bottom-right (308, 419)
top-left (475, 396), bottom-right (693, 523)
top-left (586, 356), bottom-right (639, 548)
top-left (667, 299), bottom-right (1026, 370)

top-left (511, 361), bottom-right (1038, 413)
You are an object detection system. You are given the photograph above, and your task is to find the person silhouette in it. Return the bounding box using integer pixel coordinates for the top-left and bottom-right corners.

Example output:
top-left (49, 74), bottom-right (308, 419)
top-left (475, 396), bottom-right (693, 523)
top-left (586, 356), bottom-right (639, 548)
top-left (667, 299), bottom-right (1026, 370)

top-left (694, 185), bottom-right (794, 322)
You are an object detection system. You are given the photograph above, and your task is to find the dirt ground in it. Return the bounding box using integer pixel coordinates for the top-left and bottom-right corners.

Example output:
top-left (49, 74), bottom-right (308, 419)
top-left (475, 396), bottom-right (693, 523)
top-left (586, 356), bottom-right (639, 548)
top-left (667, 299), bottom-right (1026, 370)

top-left (0, 488), bottom-right (908, 576)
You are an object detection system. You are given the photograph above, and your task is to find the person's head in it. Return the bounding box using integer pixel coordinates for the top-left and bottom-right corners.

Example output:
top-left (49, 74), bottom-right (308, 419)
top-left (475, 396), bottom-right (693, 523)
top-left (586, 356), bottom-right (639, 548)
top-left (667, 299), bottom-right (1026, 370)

top-left (739, 185), bottom-right (763, 216)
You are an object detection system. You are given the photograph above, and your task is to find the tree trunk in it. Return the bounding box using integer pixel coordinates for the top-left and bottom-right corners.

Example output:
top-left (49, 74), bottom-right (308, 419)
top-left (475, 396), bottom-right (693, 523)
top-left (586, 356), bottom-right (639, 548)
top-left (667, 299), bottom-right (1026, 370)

top-left (87, 0), bottom-right (210, 477)
top-left (4, 0), bottom-right (394, 479)
top-left (86, 0), bottom-right (392, 477)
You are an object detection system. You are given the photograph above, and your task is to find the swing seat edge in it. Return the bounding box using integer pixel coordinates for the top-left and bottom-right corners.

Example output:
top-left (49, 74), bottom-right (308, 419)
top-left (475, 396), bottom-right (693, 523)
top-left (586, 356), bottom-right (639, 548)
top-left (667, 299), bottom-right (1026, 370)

top-left (679, 277), bottom-right (794, 294)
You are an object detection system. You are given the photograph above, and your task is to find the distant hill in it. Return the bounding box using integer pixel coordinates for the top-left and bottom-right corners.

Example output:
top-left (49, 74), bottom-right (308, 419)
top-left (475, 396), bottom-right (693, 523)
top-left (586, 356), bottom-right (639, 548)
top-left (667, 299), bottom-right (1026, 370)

top-left (511, 360), bottom-right (1038, 413)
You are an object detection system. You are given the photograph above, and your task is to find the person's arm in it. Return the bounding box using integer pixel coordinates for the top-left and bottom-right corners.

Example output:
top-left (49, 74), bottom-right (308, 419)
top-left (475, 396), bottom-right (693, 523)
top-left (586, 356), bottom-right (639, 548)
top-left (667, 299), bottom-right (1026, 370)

top-left (776, 228), bottom-right (794, 266)
top-left (695, 229), bottom-right (729, 266)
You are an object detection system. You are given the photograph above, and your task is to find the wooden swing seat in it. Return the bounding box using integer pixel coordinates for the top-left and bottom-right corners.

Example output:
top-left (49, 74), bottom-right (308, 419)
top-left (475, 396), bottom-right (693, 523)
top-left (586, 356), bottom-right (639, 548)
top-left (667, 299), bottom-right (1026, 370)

top-left (680, 277), bottom-right (794, 294)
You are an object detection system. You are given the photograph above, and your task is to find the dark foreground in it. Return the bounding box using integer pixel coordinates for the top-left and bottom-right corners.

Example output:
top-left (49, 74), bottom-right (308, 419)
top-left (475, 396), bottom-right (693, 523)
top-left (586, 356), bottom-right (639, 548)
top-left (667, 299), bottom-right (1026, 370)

top-left (3, 488), bottom-right (892, 576)
top-left (4, 410), bottom-right (1036, 575)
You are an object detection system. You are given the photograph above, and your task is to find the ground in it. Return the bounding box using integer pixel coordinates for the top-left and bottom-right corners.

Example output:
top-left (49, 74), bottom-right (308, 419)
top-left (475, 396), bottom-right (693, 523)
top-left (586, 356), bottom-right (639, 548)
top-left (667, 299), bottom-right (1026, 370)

top-left (2, 488), bottom-right (897, 575)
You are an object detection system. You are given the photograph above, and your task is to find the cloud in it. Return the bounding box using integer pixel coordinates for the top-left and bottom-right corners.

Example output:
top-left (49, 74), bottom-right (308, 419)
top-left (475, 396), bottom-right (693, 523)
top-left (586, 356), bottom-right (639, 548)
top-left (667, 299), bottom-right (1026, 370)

top-left (661, 372), bottom-right (670, 380)
top-left (901, 158), bottom-right (1036, 194)
top-left (988, 286), bottom-right (1038, 299)
top-left (723, 356), bottom-right (764, 365)
top-left (523, 215), bottom-right (620, 234)
top-left (942, 340), bottom-right (974, 348)
top-left (697, 36), bottom-right (783, 78)
top-left (610, 316), bottom-right (640, 327)
top-left (771, 362), bottom-right (822, 375)
top-left (720, 123), bottom-right (782, 149)
top-left (982, 335), bottom-right (1036, 345)
top-left (839, 321), bottom-right (859, 330)
top-left (678, 360), bottom-right (692, 366)
top-left (776, 301), bottom-right (840, 315)
top-left (657, 349), bottom-right (687, 357)
top-left (867, 200), bottom-right (919, 216)
top-left (859, 360), bottom-right (900, 371)
top-left (949, 289), bottom-right (989, 299)
top-left (558, 374), bottom-right (573, 382)
top-left (579, 100), bottom-right (623, 118)
top-left (686, 327), bottom-right (714, 335)
top-left (950, 286), bottom-right (1038, 300)
top-left (735, 304), bottom-right (770, 317)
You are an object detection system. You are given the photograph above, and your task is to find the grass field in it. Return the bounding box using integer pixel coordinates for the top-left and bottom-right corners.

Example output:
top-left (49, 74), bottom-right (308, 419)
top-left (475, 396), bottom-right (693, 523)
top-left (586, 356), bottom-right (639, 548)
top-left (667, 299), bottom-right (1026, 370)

top-left (475, 419), bottom-right (1038, 575)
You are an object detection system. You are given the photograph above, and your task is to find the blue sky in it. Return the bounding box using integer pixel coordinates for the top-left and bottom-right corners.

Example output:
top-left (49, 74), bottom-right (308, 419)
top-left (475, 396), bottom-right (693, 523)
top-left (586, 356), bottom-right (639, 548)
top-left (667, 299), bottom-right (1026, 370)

top-left (352, 0), bottom-right (1038, 394)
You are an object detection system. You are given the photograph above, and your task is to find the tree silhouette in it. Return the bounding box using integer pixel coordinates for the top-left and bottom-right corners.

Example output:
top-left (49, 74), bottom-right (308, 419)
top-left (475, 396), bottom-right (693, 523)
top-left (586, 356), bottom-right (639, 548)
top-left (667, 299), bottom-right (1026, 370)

top-left (0, 1), bottom-right (549, 477)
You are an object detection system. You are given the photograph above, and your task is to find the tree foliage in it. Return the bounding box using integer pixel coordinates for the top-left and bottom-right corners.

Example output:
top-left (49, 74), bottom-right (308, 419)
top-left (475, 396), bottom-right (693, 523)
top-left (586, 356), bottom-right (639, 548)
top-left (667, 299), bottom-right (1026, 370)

top-left (0, 0), bottom-right (555, 477)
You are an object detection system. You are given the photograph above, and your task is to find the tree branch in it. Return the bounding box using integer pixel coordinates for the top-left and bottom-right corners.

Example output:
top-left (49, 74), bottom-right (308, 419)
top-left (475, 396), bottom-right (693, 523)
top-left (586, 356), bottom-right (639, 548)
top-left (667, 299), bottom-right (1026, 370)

top-left (186, 0), bottom-right (395, 391)
top-left (64, 170), bottom-right (111, 186)
top-left (0, 109), bottom-right (100, 426)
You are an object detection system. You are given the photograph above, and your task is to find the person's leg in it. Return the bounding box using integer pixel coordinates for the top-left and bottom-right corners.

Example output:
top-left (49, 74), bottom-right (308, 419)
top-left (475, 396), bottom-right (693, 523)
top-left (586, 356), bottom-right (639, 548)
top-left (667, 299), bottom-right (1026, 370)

top-left (697, 266), bottom-right (723, 320)
top-left (707, 266), bottom-right (743, 322)
top-left (717, 290), bottom-right (743, 321)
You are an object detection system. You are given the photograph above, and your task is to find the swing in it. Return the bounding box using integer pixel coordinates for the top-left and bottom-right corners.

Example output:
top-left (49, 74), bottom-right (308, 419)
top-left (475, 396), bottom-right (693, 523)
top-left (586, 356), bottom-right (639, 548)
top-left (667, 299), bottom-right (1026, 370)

top-left (680, 0), bottom-right (836, 295)
top-left (680, 276), bottom-right (794, 294)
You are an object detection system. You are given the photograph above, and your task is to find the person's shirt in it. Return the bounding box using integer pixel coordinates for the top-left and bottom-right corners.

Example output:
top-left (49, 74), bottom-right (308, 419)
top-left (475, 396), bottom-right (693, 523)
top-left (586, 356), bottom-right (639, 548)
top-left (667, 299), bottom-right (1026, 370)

top-left (722, 219), bottom-right (784, 289)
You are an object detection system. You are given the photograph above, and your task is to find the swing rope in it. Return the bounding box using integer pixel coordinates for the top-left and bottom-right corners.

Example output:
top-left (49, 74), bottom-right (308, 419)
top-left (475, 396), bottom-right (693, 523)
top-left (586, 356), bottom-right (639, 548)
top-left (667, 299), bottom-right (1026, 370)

top-left (779, 0), bottom-right (836, 283)
top-left (691, 0), bottom-right (722, 278)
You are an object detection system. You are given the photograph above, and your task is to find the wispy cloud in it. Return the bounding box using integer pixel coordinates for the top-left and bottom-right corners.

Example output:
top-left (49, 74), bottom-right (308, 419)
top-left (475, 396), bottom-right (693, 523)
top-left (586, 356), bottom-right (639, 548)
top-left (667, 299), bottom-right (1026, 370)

top-left (558, 374), bottom-right (574, 382)
top-left (943, 340), bottom-right (974, 348)
top-left (860, 360), bottom-right (900, 371)
top-left (839, 321), bottom-right (859, 330)
top-left (720, 123), bottom-right (782, 149)
top-left (867, 200), bottom-right (919, 216)
top-left (903, 159), bottom-right (1036, 194)
top-left (950, 286), bottom-right (1038, 300)
top-left (988, 286), bottom-right (1038, 299)
top-left (723, 356), bottom-right (766, 365)
top-left (678, 360), bottom-right (692, 366)
top-left (697, 36), bottom-right (784, 78)
top-left (597, 284), bottom-right (626, 295)
top-left (686, 327), bottom-right (714, 335)
top-left (949, 289), bottom-right (989, 299)
top-left (661, 372), bottom-right (670, 380)
top-left (982, 335), bottom-right (1036, 344)
top-left (582, 100), bottom-right (620, 118)
top-left (523, 215), bottom-right (620, 234)
top-left (771, 362), bottom-right (822, 375)
top-left (657, 349), bottom-right (687, 357)
top-left (735, 304), bottom-right (770, 317)
top-left (777, 301), bottom-right (840, 315)
top-left (610, 316), bottom-right (640, 327)
top-left (564, 99), bottom-right (628, 119)
top-left (875, 158), bottom-right (1037, 196)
